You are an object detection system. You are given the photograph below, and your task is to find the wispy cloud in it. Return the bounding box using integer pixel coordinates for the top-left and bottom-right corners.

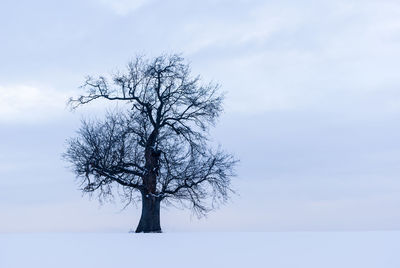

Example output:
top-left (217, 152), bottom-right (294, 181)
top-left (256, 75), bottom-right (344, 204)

top-left (182, 4), bottom-right (302, 54)
top-left (0, 85), bottom-right (70, 123)
top-left (97, 0), bottom-right (150, 16)
top-left (176, 0), bottom-right (400, 115)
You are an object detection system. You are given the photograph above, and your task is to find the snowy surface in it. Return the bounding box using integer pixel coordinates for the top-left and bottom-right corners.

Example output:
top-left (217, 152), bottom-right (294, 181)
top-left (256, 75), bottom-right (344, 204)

top-left (1, 232), bottom-right (399, 268)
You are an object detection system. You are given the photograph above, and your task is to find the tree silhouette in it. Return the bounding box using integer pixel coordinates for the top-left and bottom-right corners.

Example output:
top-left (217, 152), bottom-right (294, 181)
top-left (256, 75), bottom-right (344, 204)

top-left (64, 54), bottom-right (237, 233)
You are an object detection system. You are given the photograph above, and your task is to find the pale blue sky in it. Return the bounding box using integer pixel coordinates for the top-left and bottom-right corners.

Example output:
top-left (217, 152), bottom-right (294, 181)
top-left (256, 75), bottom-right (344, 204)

top-left (1, 0), bottom-right (400, 232)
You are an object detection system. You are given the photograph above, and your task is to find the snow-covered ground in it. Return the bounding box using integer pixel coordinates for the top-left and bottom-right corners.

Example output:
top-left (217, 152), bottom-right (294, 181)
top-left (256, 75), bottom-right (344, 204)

top-left (1, 231), bottom-right (399, 268)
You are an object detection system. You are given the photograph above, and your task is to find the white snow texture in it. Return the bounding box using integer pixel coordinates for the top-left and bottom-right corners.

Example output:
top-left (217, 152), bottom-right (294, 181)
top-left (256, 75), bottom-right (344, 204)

top-left (0, 232), bottom-right (399, 268)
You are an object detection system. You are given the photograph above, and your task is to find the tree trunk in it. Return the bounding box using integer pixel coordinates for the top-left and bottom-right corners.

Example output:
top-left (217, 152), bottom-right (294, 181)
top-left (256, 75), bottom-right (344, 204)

top-left (135, 193), bottom-right (161, 233)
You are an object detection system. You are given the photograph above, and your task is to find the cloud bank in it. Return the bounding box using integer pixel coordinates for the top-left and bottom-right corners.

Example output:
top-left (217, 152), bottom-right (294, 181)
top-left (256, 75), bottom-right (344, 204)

top-left (0, 85), bottom-right (70, 123)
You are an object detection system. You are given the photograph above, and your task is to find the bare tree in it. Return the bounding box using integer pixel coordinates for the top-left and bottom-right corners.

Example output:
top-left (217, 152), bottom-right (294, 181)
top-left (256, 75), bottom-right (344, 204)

top-left (64, 54), bottom-right (237, 233)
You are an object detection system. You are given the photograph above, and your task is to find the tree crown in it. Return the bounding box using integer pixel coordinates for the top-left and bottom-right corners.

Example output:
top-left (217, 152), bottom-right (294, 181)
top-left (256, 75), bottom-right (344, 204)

top-left (65, 54), bottom-right (237, 215)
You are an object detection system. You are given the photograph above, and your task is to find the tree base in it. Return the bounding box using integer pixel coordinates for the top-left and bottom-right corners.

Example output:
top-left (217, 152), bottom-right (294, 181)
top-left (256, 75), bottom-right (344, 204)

top-left (135, 230), bottom-right (162, 233)
top-left (135, 194), bottom-right (162, 233)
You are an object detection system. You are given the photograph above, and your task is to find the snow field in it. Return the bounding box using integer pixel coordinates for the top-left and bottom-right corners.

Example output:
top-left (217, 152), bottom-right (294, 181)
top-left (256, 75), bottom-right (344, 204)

top-left (0, 231), bottom-right (399, 268)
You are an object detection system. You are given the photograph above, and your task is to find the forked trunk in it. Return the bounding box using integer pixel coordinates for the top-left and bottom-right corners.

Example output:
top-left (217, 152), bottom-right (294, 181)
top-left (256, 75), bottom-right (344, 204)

top-left (135, 193), bottom-right (161, 233)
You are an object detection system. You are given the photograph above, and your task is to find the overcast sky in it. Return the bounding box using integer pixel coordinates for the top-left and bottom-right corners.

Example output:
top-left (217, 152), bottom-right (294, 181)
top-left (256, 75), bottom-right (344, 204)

top-left (1, 0), bottom-right (400, 232)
